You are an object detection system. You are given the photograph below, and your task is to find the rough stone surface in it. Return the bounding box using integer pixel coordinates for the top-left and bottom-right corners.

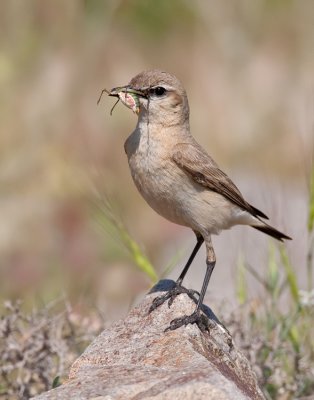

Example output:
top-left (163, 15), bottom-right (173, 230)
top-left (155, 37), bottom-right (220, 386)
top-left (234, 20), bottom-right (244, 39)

top-left (33, 280), bottom-right (265, 400)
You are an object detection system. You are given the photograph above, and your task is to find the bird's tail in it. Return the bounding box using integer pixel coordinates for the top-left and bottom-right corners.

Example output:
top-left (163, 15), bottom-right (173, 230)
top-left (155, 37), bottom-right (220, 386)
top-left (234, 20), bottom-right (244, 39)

top-left (252, 221), bottom-right (292, 242)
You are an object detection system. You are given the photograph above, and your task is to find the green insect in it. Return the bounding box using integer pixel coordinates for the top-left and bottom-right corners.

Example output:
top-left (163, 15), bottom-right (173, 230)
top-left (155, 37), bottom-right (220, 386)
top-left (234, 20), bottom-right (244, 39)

top-left (97, 87), bottom-right (143, 115)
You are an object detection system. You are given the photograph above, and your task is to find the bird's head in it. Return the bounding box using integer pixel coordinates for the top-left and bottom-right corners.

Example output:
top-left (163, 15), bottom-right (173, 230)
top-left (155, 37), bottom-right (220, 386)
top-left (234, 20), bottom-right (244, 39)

top-left (108, 70), bottom-right (190, 126)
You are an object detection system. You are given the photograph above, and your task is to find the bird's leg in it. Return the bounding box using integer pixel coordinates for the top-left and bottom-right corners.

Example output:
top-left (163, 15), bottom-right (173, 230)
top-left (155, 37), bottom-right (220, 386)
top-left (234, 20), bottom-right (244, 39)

top-left (166, 237), bottom-right (216, 332)
top-left (176, 234), bottom-right (204, 286)
top-left (149, 235), bottom-right (204, 313)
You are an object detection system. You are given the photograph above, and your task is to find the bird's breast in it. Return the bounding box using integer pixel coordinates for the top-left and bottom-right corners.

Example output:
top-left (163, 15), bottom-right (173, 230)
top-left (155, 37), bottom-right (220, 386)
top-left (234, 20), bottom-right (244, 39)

top-left (125, 132), bottom-right (189, 226)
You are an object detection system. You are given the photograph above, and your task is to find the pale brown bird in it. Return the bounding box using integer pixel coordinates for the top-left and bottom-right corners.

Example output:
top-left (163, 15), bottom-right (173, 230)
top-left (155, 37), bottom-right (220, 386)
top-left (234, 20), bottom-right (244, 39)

top-left (106, 69), bottom-right (291, 331)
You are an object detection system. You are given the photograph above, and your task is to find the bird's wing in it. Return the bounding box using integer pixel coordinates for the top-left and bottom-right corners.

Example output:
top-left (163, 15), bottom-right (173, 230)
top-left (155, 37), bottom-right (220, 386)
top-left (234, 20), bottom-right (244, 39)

top-left (172, 142), bottom-right (268, 219)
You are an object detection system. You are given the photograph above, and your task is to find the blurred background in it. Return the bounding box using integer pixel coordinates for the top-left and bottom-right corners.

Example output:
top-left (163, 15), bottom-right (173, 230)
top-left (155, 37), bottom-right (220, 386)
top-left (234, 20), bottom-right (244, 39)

top-left (1, 0), bottom-right (314, 390)
top-left (1, 1), bottom-right (314, 398)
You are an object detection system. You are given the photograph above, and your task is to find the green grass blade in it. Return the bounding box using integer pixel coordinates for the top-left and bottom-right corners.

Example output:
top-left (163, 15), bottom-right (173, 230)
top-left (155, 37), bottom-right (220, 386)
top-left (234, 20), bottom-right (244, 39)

top-left (280, 246), bottom-right (300, 305)
top-left (119, 229), bottom-right (158, 283)
top-left (236, 253), bottom-right (247, 305)
top-left (267, 243), bottom-right (280, 300)
top-left (306, 163), bottom-right (314, 291)
top-left (92, 196), bottom-right (158, 283)
top-left (308, 164), bottom-right (314, 232)
top-left (160, 248), bottom-right (185, 279)
top-left (52, 376), bottom-right (61, 389)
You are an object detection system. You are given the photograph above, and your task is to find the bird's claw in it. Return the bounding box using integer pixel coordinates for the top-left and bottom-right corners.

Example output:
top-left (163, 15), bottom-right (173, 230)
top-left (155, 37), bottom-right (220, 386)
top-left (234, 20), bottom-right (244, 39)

top-left (149, 284), bottom-right (199, 313)
top-left (168, 287), bottom-right (199, 307)
top-left (165, 311), bottom-right (210, 333)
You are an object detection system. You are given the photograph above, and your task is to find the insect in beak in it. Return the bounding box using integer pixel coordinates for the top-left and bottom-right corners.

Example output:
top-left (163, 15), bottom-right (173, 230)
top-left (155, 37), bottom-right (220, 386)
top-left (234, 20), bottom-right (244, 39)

top-left (97, 86), bottom-right (147, 115)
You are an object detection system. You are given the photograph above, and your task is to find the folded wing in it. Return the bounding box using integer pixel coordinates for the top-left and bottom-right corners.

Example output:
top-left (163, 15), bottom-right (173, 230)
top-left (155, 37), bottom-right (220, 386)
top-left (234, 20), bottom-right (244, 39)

top-left (172, 142), bottom-right (269, 220)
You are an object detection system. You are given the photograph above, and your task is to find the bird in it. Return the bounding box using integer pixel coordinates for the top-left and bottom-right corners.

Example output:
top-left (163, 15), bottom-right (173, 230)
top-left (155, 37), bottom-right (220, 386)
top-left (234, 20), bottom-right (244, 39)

top-left (106, 69), bottom-right (291, 332)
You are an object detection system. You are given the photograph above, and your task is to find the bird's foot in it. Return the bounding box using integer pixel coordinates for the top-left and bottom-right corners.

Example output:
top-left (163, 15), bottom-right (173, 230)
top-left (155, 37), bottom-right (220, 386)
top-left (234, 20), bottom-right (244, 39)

top-left (165, 310), bottom-right (210, 333)
top-left (149, 284), bottom-right (199, 313)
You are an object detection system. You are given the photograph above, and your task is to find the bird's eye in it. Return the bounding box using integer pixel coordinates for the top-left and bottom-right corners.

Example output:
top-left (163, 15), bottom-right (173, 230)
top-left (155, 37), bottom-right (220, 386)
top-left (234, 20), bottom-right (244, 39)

top-left (150, 86), bottom-right (166, 96)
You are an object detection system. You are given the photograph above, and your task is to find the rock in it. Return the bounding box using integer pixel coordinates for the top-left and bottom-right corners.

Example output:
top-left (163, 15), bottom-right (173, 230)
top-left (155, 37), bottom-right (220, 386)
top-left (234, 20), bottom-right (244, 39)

top-left (33, 280), bottom-right (265, 400)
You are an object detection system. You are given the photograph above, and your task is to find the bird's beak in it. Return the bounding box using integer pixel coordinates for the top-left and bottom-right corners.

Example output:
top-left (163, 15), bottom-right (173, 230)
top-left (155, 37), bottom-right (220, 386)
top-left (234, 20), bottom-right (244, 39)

top-left (109, 86), bottom-right (147, 98)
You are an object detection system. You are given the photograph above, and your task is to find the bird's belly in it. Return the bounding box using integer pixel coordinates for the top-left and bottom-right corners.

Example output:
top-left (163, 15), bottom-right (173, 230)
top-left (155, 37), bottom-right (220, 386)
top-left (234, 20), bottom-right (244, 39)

top-left (130, 164), bottom-right (188, 226)
top-left (129, 159), bottom-right (238, 235)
